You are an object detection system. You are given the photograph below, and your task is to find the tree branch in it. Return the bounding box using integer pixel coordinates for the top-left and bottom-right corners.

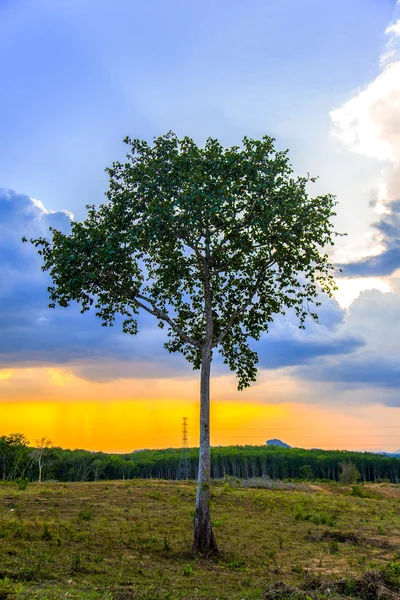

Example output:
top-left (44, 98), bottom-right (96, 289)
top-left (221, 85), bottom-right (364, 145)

top-left (212, 258), bottom-right (275, 347)
top-left (134, 293), bottom-right (202, 348)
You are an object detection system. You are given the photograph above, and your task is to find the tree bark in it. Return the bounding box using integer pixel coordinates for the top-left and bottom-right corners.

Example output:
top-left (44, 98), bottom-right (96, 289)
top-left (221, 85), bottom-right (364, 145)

top-left (193, 345), bottom-right (218, 555)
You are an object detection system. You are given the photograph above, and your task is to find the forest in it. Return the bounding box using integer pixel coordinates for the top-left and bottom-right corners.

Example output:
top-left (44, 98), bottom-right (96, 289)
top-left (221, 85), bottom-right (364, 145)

top-left (1, 433), bottom-right (399, 484)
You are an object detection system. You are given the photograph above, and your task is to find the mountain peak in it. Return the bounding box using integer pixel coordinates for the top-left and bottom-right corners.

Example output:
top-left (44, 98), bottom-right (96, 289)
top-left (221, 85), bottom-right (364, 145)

top-left (266, 439), bottom-right (291, 449)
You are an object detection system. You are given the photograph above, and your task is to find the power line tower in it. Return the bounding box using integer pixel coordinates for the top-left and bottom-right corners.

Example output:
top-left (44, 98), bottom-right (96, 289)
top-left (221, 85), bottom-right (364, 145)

top-left (177, 417), bottom-right (191, 480)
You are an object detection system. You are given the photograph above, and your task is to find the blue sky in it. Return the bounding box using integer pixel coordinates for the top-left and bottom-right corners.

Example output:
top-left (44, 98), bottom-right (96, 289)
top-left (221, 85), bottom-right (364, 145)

top-left (1, 0), bottom-right (400, 451)
top-left (0, 0), bottom-right (395, 219)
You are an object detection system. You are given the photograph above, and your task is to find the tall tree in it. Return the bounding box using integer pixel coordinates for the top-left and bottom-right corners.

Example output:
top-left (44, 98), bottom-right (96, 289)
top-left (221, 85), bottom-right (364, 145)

top-left (32, 437), bottom-right (52, 483)
top-left (25, 132), bottom-right (338, 554)
top-left (0, 433), bottom-right (30, 480)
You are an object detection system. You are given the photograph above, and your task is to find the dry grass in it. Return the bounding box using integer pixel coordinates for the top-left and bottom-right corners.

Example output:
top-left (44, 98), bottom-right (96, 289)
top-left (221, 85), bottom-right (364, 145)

top-left (0, 479), bottom-right (399, 599)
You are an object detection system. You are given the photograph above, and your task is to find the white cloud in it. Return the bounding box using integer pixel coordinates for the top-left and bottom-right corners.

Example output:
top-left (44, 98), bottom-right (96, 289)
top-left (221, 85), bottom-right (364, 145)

top-left (386, 20), bottom-right (400, 37)
top-left (330, 62), bottom-right (400, 164)
top-left (31, 197), bottom-right (74, 221)
top-left (31, 197), bottom-right (53, 215)
top-left (330, 9), bottom-right (400, 293)
top-left (333, 277), bottom-right (390, 309)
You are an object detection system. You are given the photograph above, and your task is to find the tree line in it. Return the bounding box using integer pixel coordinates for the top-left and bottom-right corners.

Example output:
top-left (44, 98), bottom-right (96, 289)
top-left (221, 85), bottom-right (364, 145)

top-left (1, 433), bottom-right (399, 484)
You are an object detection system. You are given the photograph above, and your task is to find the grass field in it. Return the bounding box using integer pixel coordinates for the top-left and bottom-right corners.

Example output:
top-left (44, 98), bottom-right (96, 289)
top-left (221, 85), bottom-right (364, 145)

top-left (0, 478), bottom-right (400, 599)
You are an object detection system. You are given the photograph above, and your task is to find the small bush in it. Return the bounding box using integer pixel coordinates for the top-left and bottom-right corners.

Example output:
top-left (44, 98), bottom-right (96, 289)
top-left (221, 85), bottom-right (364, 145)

top-left (344, 577), bottom-right (357, 595)
top-left (15, 478), bottom-right (29, 491)
top-left (182, 563), bottom-right (195, 576)
top-left (294, 509), bottom-right (336, 527)
top-left (351, 484), bottom-right (364, 497)
top-left (226, 556), bottom-right (247, 571)
top-left (312, 513), bottom-right (336, 527)
top-left (294, 509), bottom-right (312, 522)
top-left (385, 561), bottom-right (400, 585)
top-left (351, 484), bottom-right (379, 499)
top-left (78, 508), bottom-right (93, 521)
top-left (223, 474), bottom-right (241, 487)
top-left (221, 482), bottom-right (235, 494)
top-left (0, 577), bottom-right (23, 598)
top-left (41, 524), bottom-right (52, 541)
top-left (1, 521), bottom-right (32, 541)
top-left (71, 553), bottom-right (82, 572)
top-left (339, 461), bottom-right (360, 485)
top-left (291, 565), bottom-right (304, 574)
top-left (327, 540), bottom-right (339, 554)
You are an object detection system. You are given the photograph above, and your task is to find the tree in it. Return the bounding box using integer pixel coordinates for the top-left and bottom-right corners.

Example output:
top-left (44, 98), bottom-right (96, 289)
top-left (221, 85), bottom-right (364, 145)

top-left (25, 132), bottom-right (338, 555)
top-left (0, 433), bottom-right (30, 480)
top-left (32, 437), bottom-right (52, 483)
top-left (339, 461), bottom-right (361, 485)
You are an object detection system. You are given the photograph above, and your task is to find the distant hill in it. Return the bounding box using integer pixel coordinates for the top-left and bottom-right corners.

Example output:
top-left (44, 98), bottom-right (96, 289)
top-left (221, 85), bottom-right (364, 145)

top-left (378, 451), bottom-right (400, 458)
top-left (266, 439), bottom-right (291, 449)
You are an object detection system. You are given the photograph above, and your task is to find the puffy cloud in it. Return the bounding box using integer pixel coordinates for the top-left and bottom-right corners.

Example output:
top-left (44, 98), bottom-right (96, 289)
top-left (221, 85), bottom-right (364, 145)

top-left (332, 277), bottom-right (390, 308)
top-left (330, 62), bottom-right (400, 163)
top-left (385, 20), bottom-right (400, 37)
top-left (297, 290), bottom-right (400, 400)
top-left (339, 200), bottom-right (400, 276)
top-left (330, 8), bottom-right (400, 278)
top-left (255, 299), bottom-right (363, 370)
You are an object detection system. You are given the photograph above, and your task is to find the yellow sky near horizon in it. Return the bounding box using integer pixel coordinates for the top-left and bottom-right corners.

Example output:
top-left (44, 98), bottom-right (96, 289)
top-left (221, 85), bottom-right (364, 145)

top-left (1, 366), bottom-right (399, 453)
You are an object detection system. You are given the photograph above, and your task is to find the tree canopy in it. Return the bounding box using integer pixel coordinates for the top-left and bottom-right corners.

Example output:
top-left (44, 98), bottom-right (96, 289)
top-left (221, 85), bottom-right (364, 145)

top-left (27, 132), bottom-right (338, 389)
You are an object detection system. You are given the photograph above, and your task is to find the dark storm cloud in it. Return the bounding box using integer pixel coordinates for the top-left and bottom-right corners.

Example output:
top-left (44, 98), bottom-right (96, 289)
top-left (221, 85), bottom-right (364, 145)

top-left (252, 296), bottom-right (364, 369)
top-left (257, 334), bottom-right (363, 370)
top-left (303, 357), bottom-right (400, 389)
top-left (0, 189), bottom-right (173, 373)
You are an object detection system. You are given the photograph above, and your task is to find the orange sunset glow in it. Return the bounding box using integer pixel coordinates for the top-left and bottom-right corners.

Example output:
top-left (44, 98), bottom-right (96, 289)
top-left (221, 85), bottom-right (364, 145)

top-left (1, 366), bottom-right (399, 453)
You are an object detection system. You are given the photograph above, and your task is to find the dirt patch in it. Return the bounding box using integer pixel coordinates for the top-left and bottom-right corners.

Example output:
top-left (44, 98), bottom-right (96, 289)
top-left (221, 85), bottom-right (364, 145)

top-left (306, 529), bottom-right (364, 545)
top-left (307, 484), bottom-right (332, 494)
top-left (369, 485), bottom-right (400, 500)
top-left (241, 478), bottom-right (313, 492)
top-left (111, 590), bottom-right (137, 600)
top-left (264, 569), bottom-right (400, 599)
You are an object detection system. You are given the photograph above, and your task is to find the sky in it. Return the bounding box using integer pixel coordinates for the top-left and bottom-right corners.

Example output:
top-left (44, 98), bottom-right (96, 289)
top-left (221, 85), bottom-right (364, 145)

top-left (1, 0), bottom-right (400, 453)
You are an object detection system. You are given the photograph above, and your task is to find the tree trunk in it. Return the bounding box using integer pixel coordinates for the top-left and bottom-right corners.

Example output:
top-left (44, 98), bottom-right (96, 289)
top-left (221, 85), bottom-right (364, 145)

top-left (193, 346), bottom-right (218, 555)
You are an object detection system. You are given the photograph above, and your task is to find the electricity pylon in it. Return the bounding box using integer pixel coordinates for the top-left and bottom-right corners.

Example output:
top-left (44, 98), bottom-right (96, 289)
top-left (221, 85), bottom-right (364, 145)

top-left (177, 417), bottom-right (191, 480)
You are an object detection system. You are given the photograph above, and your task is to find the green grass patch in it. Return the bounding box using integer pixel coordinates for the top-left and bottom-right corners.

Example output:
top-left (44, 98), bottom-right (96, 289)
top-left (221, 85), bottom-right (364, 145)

top-left (0, 480), bottom-right (398, 599)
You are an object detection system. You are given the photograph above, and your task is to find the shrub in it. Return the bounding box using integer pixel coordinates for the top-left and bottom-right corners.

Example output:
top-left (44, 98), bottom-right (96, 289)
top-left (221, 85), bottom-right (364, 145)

top-left (78, 508), bottom-right (93, 521)
top-left (15, 478), bottom-right (29, 491)
top-left (41, 524), bottom-right (52, 541)
top-left (182, 563), bottom-right (195, 576)
top-left (339, 462), bottom-right (360, 485)
top-left (0, 577), bottom-right (23, 597)
top-left (385, 561), bottom-right (400, 585)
